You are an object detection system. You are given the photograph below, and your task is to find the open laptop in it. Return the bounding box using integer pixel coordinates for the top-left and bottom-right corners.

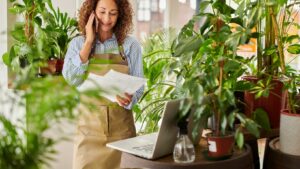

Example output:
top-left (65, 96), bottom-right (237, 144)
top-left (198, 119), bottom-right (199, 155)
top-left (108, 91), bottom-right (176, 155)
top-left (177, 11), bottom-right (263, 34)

top-left (106, 99), bottom-right (181, 159)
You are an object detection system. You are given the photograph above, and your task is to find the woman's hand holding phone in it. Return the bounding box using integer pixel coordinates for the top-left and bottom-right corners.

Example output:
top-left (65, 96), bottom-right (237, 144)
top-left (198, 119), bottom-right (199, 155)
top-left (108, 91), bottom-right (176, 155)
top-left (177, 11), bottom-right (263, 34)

top-left (80, 12), bottom-right (98, 63)
top-left (85, 12), bottom-right (97, 44)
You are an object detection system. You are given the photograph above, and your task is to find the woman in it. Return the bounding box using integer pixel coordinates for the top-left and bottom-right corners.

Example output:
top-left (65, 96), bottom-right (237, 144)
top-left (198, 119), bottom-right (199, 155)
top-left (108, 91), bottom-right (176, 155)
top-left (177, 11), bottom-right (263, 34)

top-left (62, 0), bottom-right (143, 168)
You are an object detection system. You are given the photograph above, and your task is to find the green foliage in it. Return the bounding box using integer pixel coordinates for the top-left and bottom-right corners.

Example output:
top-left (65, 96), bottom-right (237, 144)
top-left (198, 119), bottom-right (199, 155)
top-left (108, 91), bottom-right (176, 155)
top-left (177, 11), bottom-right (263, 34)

top-left (134, 28), bottom-right (177, 133)
top-left (0, 76), bottom-right (79, 168)
top-left (137, 0), bottom-right (265, 147)
top-left (39, 1), bottom-right (78, 59)
top-left (0, 70), bottom-right (104, 168)
top-left (2, 0), bottom-right (78, 72)
top-left (252, 108), bottom-right (271, 131)
top-left (287, 44), bottom-right (300, 54)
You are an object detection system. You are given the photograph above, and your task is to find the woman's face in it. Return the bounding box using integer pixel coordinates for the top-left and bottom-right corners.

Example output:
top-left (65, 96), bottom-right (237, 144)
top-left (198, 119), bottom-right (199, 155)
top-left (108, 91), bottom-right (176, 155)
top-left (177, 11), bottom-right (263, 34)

top-left (95, 0), bottom-right (118, 33)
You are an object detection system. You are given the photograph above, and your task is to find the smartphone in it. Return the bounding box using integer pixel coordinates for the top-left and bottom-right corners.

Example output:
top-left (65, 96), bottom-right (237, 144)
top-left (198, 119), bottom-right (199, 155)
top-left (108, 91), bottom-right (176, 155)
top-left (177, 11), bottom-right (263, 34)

top-left (93, 11), bottom-right (99, 33)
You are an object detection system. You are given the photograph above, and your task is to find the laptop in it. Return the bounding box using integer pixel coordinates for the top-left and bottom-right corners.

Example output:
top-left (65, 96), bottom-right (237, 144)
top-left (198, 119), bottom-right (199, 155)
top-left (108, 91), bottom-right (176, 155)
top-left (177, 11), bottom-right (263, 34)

top-left (106, 99), bottom-right (181, 159)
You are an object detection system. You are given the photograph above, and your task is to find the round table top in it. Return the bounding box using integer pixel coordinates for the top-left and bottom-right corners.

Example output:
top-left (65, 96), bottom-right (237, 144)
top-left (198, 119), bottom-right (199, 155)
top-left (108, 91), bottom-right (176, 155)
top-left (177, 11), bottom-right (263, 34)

top-left (121, 143), bottom-right (253, 169)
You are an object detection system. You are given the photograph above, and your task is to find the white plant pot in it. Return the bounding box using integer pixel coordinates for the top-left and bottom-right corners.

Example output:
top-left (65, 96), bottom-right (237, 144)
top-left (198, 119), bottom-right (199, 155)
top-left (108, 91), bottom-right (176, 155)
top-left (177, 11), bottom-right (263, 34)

top-left (280, 110), bottom-right (300, 156)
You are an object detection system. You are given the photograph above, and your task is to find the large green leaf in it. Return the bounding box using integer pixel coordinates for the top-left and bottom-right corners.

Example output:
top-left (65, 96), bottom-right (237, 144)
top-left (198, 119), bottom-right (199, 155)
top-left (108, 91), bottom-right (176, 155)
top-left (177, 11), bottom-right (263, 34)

top-left (11, 27), bottom-right (26, 42)
top-left (173, 36), bottom-right (202, 57)
top-left (9, 3), bottom-right (26, 14)
top-left (199, 1), bottom-right (211, 12)
top-left (287, 44), bottom-right (300, 54)
top-left (212, 0), bottom-right (235, 15)
top-left (2, 52), bottom-right (11, 66)
top-left (245, 119), bottom-right (260, 138)
top-left (252, 108), bottom-right (271, 131)
top-left (235, 129), bottom-right (244, 149)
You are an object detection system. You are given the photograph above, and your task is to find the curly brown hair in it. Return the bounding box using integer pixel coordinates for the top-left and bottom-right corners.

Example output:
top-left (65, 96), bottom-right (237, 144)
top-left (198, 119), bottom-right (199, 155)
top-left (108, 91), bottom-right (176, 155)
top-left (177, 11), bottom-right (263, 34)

top-left (78, 0), bottom-right (133, 44)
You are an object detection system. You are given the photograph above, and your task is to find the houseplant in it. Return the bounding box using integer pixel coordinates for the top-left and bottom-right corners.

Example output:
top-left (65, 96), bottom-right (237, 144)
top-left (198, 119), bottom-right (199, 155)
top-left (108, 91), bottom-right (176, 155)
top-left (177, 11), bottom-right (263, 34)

top-left (0, 76), bottom-right (78, 169)
top-left (280, 66), bottom-right (300, 156)
top-left (134, 28), bottom-right (178, 133)
top-left (171, 1), bottom-right (263, 158)
top-left (2, 0), bottom-right (77, 76)
top-left (231, 0), bottom-right (300, 156)
top-left (0, 65), bottom-right (104, 169)
top-left (137, 0), bottom-right (268, 158)
top-left (234, 0), bottom-right (300, 128)
top-left (38, 0), bottom-right (78, 74)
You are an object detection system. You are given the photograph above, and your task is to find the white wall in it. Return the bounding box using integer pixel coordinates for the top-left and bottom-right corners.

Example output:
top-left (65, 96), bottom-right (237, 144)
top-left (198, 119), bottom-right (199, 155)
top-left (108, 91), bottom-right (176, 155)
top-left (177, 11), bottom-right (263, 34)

top-left (0, 0), bottom-right (8, 89)
top-left (52, 0), bottom-right (78, 18)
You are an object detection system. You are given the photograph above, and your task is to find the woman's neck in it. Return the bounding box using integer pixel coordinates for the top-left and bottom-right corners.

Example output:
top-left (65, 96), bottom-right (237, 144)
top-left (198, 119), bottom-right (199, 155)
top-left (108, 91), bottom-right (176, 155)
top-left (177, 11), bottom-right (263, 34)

top-left (98, 31), bottom-right (113, 43)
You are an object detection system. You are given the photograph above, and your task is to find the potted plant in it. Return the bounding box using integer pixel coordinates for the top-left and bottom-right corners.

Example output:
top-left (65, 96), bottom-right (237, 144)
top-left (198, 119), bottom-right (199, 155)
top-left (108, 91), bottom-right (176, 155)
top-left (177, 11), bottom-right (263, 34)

top-left (0, 60), bottom-right (104, 168)
top-left (137, 0), bottom-right (269, 159)
top-left (232, 0), bottom-right (300, 129)
top-left (2, 0), bottom-right (78, 76)
top-left (0, 75), bottom-right (78, 168)
top-left (38, 1), bottom-right (78, 75)
top-left (279, 67), bottom-right (300, 156)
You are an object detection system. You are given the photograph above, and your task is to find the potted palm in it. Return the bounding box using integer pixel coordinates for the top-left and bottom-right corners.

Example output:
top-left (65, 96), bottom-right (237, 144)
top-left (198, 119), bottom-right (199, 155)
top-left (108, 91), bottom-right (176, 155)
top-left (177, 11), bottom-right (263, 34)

top-left (133, 28), bottom-right (177, 133)
top-left (234, 0), bottom-right (300, 129)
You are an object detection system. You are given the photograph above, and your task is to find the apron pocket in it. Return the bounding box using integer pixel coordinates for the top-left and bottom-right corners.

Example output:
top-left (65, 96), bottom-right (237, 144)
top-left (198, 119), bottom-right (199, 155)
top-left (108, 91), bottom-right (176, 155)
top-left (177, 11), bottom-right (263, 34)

top-left (77, 105), bottom-right (109, 136)
top-left (108, 107), bottom-right (136, 137)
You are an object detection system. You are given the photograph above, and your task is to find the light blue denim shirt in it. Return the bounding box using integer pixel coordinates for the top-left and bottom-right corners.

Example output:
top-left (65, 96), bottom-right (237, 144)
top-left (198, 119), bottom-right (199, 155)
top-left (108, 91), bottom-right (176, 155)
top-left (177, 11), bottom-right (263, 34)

top-left (62, 35), bottom-right (144, 109)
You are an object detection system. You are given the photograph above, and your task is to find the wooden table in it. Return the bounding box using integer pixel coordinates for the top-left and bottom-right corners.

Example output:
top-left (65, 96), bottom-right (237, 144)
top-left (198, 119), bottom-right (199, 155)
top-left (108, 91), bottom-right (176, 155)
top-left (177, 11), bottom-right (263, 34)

top-left (120, 143), bottom-right (254, 169)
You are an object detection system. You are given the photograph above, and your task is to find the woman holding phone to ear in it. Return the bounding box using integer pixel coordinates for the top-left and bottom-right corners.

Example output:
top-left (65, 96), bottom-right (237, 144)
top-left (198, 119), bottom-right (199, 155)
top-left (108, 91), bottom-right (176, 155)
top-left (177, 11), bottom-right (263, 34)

top-left (62, 0), bottom-right (143, 168)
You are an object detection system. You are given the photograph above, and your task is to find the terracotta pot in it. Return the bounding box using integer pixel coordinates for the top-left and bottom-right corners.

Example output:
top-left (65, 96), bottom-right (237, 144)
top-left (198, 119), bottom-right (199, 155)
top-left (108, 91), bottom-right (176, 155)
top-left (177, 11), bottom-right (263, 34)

top-left (40, 59), bottom-right (57, 75)
top-left (206, 133), bottom-right (234, 158)
top-left (279, 109), bottom-right (300, 156)
top-left (55, 59), bottom-right (64, 74)
top-left (243, 76), bottom-right (284, 128)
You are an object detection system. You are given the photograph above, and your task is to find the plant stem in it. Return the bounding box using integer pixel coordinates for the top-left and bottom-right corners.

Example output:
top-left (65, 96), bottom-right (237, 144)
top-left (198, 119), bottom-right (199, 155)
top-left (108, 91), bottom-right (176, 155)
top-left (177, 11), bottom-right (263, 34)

top-left (216, 60), bottom-right (224, 136)
top-left (257, 0), bottom-right (262, 74)
top-left (270, 8), bottom-right (286, 74)
top-left (25, 3), bottom-right (35, 45)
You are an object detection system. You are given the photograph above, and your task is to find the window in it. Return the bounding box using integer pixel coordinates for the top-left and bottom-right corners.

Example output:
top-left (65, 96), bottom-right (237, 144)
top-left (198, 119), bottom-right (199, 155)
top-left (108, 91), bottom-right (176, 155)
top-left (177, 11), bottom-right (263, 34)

top-left (151, 0), bottom-right (159, 12)
top-left (190, 0), bottom-right (196, 10)
top-left (159, 0), bottom-right (166, 11)
top-left (138, 0), bottom-right (151, 21)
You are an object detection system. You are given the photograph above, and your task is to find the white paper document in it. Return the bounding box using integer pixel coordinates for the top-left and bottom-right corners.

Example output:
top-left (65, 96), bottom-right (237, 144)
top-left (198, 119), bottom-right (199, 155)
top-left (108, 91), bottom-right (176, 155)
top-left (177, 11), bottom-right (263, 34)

top-left (77, 70), bottom-right (146, 102)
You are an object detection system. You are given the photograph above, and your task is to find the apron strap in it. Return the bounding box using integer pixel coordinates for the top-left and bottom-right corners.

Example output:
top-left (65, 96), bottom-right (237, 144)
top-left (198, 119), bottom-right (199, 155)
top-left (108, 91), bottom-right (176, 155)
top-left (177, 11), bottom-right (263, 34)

top-left (89, 37), bottom-right (126, 61)
top-left (118, 44), bottom-right (126, 61)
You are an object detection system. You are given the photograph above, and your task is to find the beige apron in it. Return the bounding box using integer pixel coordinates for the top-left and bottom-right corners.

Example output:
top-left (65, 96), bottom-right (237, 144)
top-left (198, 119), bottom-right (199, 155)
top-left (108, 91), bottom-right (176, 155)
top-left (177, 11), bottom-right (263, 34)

top-left (73, 52), bottom-right (136, 169)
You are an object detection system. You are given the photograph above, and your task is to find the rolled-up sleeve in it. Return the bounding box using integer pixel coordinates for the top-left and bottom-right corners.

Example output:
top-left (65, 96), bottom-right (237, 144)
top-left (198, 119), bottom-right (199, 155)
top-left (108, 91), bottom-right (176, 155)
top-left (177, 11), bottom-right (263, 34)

top-left (62, 36), bottom-right (89, 87)
top-left (125, 38), bottom-right (144, 110)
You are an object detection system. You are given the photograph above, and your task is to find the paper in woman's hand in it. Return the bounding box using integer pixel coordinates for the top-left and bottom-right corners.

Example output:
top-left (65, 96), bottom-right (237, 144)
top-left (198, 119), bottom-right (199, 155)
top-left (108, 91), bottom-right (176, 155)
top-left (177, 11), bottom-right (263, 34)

top-left (77, 70), bottom-right (146, 102)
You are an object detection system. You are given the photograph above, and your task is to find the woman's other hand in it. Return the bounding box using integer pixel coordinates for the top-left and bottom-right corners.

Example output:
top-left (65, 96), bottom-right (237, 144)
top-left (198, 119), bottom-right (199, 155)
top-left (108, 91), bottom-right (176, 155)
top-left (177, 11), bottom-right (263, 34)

top-left (116, 93), bottom-right (133, 107)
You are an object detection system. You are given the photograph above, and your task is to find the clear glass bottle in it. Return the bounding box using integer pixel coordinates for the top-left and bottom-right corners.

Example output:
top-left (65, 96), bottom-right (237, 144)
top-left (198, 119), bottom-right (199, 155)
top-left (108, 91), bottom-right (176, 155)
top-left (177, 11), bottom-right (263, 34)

top-left (173, 120), bottom-right (195, 163)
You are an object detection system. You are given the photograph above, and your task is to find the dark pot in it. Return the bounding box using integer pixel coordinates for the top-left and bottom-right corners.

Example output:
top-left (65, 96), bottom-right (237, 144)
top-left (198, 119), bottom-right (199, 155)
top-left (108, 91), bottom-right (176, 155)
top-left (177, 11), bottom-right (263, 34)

top-left (243, 76), bottom-right (284, 128)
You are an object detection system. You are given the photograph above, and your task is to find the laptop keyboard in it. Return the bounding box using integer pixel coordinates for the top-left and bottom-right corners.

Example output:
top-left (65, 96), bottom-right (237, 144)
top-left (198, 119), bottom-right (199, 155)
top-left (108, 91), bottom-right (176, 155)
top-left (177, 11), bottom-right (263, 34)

top-left (132, 144), bottom-right (154, 153)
